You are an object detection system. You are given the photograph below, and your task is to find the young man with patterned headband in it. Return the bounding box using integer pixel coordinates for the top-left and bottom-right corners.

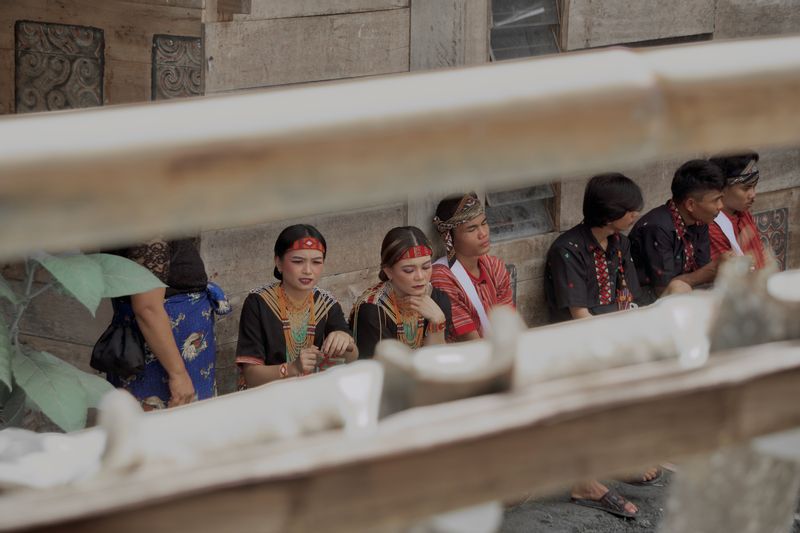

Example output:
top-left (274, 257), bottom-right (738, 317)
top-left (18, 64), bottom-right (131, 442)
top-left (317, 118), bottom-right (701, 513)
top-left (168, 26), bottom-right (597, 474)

top-left (431, 192), bottom-right (514, 341)
top-left (708, 151), bottom-right (768, 269)
top-left (629, 159), bottom-right (728, 303)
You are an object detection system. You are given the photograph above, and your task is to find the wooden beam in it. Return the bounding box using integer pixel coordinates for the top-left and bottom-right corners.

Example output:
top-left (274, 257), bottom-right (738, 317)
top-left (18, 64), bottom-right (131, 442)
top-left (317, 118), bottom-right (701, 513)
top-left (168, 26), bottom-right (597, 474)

top-left (2, 342), bottom-right (800, 532)
top-left (216, 0), bottom-right (251, 16)
top-left (0, 37), bottom-right (799, 260)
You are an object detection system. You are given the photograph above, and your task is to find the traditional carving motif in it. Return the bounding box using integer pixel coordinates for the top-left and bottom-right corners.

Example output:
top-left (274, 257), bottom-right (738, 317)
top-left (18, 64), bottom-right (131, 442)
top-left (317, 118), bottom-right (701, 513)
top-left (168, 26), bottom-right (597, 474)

top-left (755, 208), bottom-right (789, 271)
top-left (14, 21), bottom-right (104, 113)
top-left (151, 35), bottom-right (203, 100)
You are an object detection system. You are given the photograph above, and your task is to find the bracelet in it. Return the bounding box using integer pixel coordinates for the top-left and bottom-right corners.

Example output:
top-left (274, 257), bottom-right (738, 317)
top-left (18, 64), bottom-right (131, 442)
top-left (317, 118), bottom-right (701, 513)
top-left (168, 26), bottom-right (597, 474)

top-left (427, 320), bottom-right (446, 334)
top-left (279, 363), bottom-right (289, 378)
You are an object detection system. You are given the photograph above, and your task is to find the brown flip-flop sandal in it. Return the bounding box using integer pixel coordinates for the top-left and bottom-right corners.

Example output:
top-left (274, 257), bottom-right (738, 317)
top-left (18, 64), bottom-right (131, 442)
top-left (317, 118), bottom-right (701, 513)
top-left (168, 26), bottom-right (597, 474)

top-left (571, 487), bottom-right (638, 519)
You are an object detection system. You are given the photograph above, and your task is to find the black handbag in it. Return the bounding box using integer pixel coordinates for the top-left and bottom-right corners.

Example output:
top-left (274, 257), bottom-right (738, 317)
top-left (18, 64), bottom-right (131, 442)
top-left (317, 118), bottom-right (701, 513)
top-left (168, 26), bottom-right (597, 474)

top-left (90, 318), bottom-right (146, 378)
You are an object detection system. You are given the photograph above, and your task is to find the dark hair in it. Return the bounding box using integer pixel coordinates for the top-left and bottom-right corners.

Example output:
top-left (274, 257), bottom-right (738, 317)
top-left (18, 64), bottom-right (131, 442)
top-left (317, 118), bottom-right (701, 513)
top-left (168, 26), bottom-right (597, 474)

top-left (709, 150), bottom-right (759, 180)
top-left (671, 159), bottom-right (726, 202)
top-left (378, 226), bottom-right (432, 282)
top-left (273, 224), bottom-right (327, 280)
top-left (582, 173), bottom-right (644, 228)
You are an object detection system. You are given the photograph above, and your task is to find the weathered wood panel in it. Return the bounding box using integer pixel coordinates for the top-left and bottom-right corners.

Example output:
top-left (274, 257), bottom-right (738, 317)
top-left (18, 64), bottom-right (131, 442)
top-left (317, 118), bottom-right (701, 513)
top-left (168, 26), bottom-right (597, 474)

top-left (0, 0), bottom-right (202, 63)
top-left (409, 0), bottom-right (490, 71)
top-left (204, 9), bottom-right (410, 92)
top-left (3, 343), bottom-right (800, 532)
top-left (562, 0), bottom-right (715, 50)
top-left (104, 60), bottom-right (151, 105)
top-left (233, 0), bottom-right (408, 21)
top-left (715, 0), bottom-right (800, 40)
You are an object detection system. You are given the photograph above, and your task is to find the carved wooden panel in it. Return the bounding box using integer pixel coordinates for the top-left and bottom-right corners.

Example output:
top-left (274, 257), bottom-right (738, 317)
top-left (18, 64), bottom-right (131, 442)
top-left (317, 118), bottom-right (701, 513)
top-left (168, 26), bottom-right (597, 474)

top-left (151, 34), bottom-right (203, 100)
top-left (14, 21), bottom-right (104, 113)
top-left (755, 207), bottom-right (789, 271)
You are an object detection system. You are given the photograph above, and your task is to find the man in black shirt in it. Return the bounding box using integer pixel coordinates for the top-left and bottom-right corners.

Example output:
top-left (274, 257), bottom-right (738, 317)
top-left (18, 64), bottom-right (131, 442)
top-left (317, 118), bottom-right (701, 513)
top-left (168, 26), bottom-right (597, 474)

top-left (629, 160), bottom-right (726, 304)
top-left (545, 173), bottom-right (655, 518)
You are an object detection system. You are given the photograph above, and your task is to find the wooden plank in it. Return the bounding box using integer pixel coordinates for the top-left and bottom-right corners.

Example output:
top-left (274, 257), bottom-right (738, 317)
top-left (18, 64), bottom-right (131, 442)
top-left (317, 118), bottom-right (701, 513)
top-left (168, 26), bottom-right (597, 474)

top-left (217, 0), bottom-right (250, 16)
top-left (0, 0), bottom-right (202, 64)
top-left (2, 343), bottom-right (800, 532)
top-left (233, 0), bottom-right (407, 21)
top-left (104, 59), bottom-right (151, 105)
top-left (121, 0), bottom-right (204, 9)
top-left (1, 37), bottom-right (800, 259)
top-left (410, 0), bottom-right (490, 71)
top-left (0, 47), bottom-right (12, 114)
top-left (563, 0), bottom-right (715, 50)
top-left (204, 9), bottom-right (410, 92)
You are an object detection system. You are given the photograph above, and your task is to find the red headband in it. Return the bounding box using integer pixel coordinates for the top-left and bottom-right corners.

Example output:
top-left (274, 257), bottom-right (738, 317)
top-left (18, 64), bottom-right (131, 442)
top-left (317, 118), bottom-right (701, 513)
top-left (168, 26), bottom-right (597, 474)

top-left (399, 245), bottom-right (432, 261)
top-left (288, 237), bottom-right (325, 254)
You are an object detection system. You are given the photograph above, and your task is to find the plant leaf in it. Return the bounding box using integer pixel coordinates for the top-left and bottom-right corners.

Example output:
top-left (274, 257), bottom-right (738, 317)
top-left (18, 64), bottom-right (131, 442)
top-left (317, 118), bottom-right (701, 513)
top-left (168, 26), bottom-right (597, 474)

top-left (35, 253), bottom-right (104, 316)
top-left (87, 253), bottom-right (166, 297)
top-left (11, 349), bottom-right (89, 431)
top-left (0, 314), bottom-right (12, 397)
top-left (31, 350), bottom-right (113, 409)
top-left (0, 274), bottom-right (18, 306)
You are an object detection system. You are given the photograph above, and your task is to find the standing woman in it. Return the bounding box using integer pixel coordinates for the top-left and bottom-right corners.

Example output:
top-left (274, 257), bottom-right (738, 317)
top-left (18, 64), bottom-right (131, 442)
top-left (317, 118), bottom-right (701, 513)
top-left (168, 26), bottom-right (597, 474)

top-left (105, 238), bottom-right (227, 410)
top-left (235, 225), bottom-right (357, 388)
top-left (351, 226), bottom-right (452, 359)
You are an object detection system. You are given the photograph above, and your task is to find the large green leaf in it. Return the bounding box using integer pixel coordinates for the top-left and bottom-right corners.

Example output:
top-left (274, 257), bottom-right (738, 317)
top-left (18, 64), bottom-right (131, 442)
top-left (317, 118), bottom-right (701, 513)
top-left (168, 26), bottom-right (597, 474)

top-left (0, 315), bottom-right (11, 396)
top-left (35, 254), bottom-right (104, 316)
top-left (11, 349), bottom-right (89, 431)
top-left (87, 253), bottom-right (165, 297)
top-left (0, 274), bottom-right (18, 306)
top-left (26, 350), bottom-right (112, 409)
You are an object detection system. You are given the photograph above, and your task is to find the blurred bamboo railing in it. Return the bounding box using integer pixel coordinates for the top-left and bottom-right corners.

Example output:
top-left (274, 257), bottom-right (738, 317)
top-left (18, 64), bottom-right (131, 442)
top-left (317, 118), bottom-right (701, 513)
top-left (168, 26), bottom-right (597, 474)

top-left (0, 36), bottom-right (799, 260)
top-left (1, 342), bottom-right (800, 532)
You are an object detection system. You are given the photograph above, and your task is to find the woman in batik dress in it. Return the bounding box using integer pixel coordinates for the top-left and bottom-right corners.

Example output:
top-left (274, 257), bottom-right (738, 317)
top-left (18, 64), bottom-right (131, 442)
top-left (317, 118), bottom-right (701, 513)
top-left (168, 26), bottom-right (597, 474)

top-left (351, 226), bottom-right (452, 359)
top-left (106, 238), bottom-right (230, 410)
top-left (235, 225), bottom-right (357, 388)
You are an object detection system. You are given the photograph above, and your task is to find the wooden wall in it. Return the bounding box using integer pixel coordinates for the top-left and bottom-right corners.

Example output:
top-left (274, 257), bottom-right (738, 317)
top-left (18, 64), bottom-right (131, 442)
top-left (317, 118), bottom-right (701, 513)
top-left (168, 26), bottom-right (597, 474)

top-left (0, 0), bottom-right (202, 114)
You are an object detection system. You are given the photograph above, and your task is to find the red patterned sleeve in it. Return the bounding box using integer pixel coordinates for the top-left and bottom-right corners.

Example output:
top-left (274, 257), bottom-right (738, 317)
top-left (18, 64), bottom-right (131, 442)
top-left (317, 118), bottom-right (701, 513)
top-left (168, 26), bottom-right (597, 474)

top-left (708, 221), bottom-right (731, 261)
top-left (488, 256), bottom-right (514, 308)
top-left (431, 265), bottom-right (477, 337)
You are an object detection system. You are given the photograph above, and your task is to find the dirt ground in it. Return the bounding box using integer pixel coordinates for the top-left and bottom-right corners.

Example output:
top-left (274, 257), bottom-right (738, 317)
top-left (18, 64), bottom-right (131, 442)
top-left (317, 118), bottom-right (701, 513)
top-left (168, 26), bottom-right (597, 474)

top-left (502, 473), bottom-right (800, 533)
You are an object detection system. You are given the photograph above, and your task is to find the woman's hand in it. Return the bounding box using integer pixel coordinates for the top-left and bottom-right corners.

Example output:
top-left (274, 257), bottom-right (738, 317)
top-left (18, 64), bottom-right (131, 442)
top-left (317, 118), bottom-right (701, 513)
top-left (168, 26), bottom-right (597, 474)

top-left (167, 370), bottom-right (196, 407)
top-left (402, 295), bottom-right (446, 326)
top-left (322, 331), bottom-right (355, 358)
top-left (292, 347), bottom-right (321, 376)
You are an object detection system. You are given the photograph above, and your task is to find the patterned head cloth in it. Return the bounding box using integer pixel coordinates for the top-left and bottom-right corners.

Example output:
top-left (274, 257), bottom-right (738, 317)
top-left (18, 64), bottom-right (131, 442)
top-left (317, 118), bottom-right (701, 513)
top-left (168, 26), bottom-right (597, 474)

top-left (727, 158), bottom-right (760, 187)
top-left (433, 193), bottom-right (485, 260)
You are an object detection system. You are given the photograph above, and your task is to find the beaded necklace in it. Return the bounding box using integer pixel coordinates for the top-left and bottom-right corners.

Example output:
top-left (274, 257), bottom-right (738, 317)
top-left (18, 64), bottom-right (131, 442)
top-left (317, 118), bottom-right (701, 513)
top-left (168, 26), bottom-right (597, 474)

top-left (277, 285), bottom-right (316, 363)
top-left (387, 287), bottom-right (425, 349)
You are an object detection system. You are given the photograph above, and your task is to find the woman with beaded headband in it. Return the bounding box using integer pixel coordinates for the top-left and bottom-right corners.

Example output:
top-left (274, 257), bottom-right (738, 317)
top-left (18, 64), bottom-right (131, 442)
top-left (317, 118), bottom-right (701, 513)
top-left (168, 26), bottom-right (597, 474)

top-left (431, 193), bottom-right (514, 341)
top-left (235, 225), bottom-right (357, 388)
top-left (350, 226), bottom-right (452, 359)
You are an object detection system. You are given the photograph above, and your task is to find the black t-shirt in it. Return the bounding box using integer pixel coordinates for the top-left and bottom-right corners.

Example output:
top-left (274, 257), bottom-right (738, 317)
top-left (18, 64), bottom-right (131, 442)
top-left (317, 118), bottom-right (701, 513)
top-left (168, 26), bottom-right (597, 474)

top-left (350, 284), bottom-right (453, 359)
top-left (629, 202), bottom-right (710, 303)
top-left (236, 284), bottom-right (351, 366)
top-left (114, 238), bottom-right (208, 297)
top-left (544, 223), bottom-right (641, 324)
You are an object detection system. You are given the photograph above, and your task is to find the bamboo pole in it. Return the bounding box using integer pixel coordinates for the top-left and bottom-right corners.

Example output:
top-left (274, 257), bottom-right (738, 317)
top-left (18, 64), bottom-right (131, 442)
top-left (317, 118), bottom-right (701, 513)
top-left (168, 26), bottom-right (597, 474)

top-left (1, 342), bottom-right (800, 532)
top-left (0, 36), bottom-right (799, 260)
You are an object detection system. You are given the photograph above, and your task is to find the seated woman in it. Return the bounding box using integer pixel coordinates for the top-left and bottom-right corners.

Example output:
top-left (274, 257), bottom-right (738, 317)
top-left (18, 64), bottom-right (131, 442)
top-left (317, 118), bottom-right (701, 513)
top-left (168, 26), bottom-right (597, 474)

top-left (235, 224), bottom-right (357, 388)
top-left (351, 226), bottom-right (452, 359)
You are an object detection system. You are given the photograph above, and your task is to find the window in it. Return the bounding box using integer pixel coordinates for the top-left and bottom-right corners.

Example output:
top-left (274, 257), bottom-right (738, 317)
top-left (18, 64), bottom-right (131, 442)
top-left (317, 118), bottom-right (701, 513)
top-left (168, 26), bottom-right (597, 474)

top-left (490, 0), bottom-right (561, 61)
top-left (485, 184), bottom-right (555, 241)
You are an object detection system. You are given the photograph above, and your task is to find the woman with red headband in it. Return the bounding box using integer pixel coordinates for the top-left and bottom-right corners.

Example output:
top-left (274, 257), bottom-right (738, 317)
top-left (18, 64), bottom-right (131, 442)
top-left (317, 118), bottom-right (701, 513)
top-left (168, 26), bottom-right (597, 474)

top-left (350, 226), bottom-right (452, 359)
top-left (235, 224), bottom-right (357, 388)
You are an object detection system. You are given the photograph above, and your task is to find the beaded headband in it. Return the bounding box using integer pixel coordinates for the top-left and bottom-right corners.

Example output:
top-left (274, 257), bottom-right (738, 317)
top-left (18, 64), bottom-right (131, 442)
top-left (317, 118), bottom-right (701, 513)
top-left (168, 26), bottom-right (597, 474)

top-left (432, 193), bottom-right (485, 260)
top-left (288, 237), bottom-right (325, 254)
top-left (398, 245), bottom-right (432, 261)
